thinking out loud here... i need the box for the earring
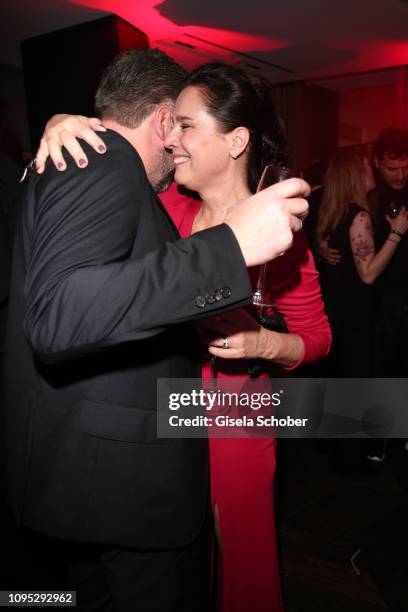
[230,152,237,160]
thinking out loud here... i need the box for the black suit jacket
[2,131,252,548]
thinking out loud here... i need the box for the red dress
[160,184,331,612]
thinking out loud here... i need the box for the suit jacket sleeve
[23,139,252,363]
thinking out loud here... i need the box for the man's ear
[155,104,173,143]
[227,126,250,159]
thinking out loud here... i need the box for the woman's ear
[155,104,173,142]
[228,126,250,159]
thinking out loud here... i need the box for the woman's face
[165,85,232,192]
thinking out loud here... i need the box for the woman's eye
[181,124,191,130]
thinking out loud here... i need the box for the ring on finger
[223,337,229,350]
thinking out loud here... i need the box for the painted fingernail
[57,162,65,170]
[78,158,87,167]
[98,145,106,153]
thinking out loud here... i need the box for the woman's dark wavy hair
[183,63,288,193]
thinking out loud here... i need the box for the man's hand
[317,238,341,265]
[225,178,310,266]
[35,114,107,174]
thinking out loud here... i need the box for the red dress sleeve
[267,232,332,369]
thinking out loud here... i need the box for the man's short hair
[373,127,408,161]
[95,48,187,128]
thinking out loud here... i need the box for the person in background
[318,130,408,463]
[316,148,408,474]
[36,62,330,612]
[370,128,408,378]
[319,130,408,375]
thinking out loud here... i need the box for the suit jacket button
[195,295,206,308]
[215,289,224,301]
[222,287,232,298]
[205,293,216,305]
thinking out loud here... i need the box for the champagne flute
[253,165,297,310]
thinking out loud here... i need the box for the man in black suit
[370,128,408,377]
[2,49,307,610]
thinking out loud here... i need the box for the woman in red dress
[161,186,329,612]
[36,63,331,612]
[160,64,331,612]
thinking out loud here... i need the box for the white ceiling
[1,0,408,84]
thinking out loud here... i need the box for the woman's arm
[317,236,341,265]
[35,114,106,173]
[349,209,408,285]
[203,308,306,368]
[257,326,305,367]
[270,232,332,369]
